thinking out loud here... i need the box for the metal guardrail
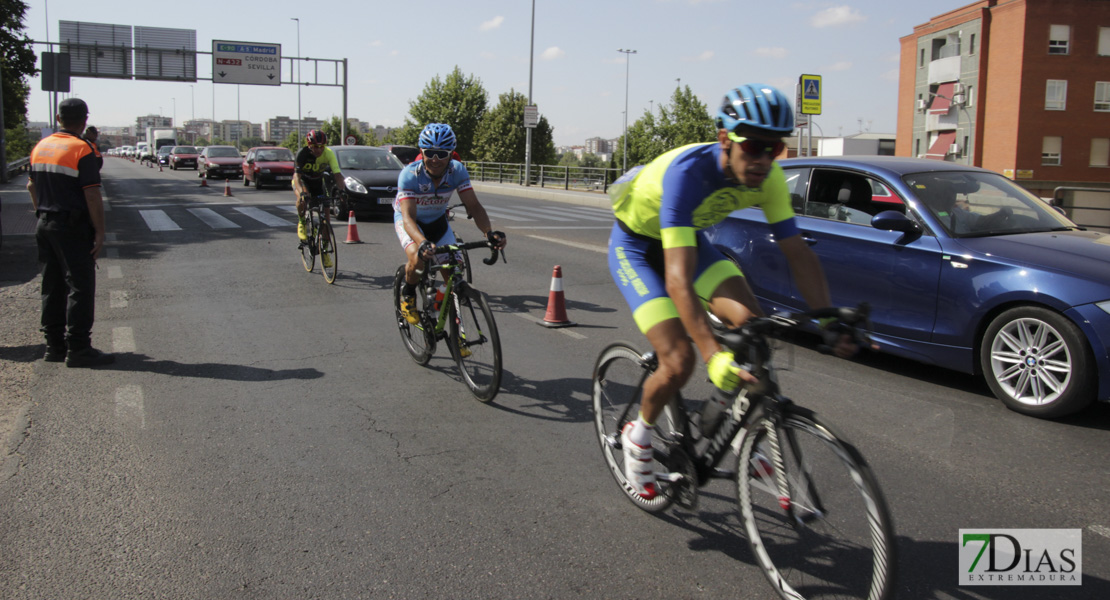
[3,157,30,183]
[1053,186,1110,233]
[465,162,621,193]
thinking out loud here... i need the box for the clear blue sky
[23,0,972,147]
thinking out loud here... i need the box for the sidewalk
[469,180,611,209]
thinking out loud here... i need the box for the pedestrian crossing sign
[800,74,822,115]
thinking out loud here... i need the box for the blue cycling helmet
[418,123,457,151]
[716,84,795,135]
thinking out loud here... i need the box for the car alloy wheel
[980,306,1094,418]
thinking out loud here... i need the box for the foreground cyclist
[608,83,858,499]
[395,123,506,325]
[294,130,347,268]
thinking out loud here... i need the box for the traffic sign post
[800,74,822,115]
[523,105,538,129]
[212,40,281,86]
[345,135,357,146]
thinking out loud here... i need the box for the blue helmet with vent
[716,84,795,135]
[418,123,457,151]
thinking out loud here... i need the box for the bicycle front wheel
[449,285,502,401]
[591,343,680,513]
[318,213,338,283]
[738,406,896,600]
[299,211,316,272]
[393,266,433,365]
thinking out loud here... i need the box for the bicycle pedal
[663,447,699,510]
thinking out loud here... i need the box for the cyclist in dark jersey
[608,84,858,499]
[294,130,348,259]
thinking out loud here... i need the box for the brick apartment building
[898,0,1110,196]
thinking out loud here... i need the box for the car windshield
[207,147,240,158]
[159,147,172,154]
[175,146,198,154]
[337,149,403,170]
[256,149,293,161]
[904,171,1078,238]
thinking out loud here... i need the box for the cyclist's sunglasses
[309,143,326,149]
[423,149,451,160]
[727,131,785,158]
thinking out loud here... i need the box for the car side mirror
[871,210,921,234]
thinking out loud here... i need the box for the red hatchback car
[242,146,295,189]
[168,145,199,170]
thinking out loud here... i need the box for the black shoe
[65,347,116,368]
[43,346,67,362]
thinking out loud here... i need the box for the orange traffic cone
[159,163,164,172]
[199,176,208,188]
[540,265,575,328]
[223,178,233,197]
[344,211,363,244]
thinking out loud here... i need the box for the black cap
[58,98,89,120]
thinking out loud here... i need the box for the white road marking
[490,206,578,221]
[138,210,181,231]
[234,206,295,227]
[115,385,145,429]
[188,207,240,229]
[1091,525,1110,539]
[512,312,586,339]
[105,233,118,242]
[525,234,608,254]
[107,265,123,279]
[538,206,613,222]
[109,290,128,309]
[112,327,136,353]
[479,208,536,222]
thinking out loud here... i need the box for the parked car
[380,144,421,165]
[168,146,199,170]
[325,145,404,219]
[199,145,244,179]
[156,146,173,166]
[704,156,1110,418]
[242,146,295,189]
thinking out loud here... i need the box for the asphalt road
[1,158,1107,599]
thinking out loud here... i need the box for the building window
[915,138,921,157]
[1091,139,1110,167]
[1100,27,1110,56]
[1042,136,1062,166]
[919,48,925,67]
[967,85,974,107]
[1046,80,1067,110]
[1096,82,1110,112]
[1049,25,1070,55]
[970,33,977,55]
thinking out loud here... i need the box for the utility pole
[618,48,637,173]
[292,18,301,147]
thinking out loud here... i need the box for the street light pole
[617,48,637,173]
[291,18,301,147]
[524,0,535,186]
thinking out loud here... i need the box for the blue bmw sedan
[704,156,1110,418]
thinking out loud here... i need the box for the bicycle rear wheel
[737,406,896,600]
[393,266,433,365]
[318,213,338,283]
[449,285,502,401]
[590,343,681,513]
[299,211,316,272]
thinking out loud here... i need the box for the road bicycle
[298,191,339,284]
[591,305,895,600]
[445,202,474,284]
[393,240,505,401]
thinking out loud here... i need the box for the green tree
[3,114,30,159]
[399,66,488,159]
[472,89,556,165]
[281,131,299,151]
[1,0,36,130]
[320,115,363,146]
[611,85,715,170]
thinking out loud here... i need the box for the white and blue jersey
[393,160,473,223]
[392,159,473,250]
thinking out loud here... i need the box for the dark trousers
[36,214,97,351]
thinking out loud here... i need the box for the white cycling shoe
[621,421,658,500]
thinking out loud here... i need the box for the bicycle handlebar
[718,303,873,361]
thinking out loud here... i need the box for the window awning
[929,82,956,114]
[925,131,957,160]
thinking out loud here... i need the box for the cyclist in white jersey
[394,123,506,324]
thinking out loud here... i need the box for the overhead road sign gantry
[212,40,281,86]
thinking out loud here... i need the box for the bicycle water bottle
[434,283,447,311]
[699,388,735,438]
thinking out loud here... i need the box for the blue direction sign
[212,40,282,86]
[800,74,822,115]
